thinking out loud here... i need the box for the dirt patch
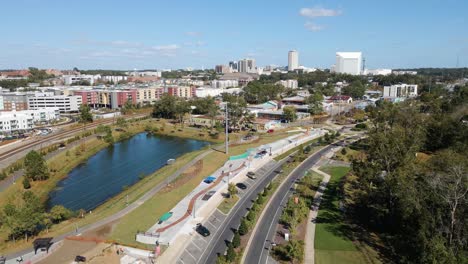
[161,160,203,193]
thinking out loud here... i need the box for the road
[243,137,359,264]
[196,157,292,264]
[4,149,213,263]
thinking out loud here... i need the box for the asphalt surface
[197,157,292,264]
[244,137,360,264]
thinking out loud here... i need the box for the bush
[226,244,236,262]
[355,123,367,130]
[0,171,6,181]
[341,148,347,155]
[246,210,256,221]
[238,217,249,235]
[256,195,265,204]
[232,231,240,248]
[22,177,31,189]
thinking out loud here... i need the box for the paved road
[197,157,292,264]
[243,141,346,264]
[4,149,213,263]
[243,135,363,264]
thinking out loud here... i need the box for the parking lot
[176,161,278,264]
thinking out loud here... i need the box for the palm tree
[228,183,237,198]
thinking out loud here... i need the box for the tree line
[344,85,468,263]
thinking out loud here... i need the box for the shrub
[232,231,240,248]
[22,177,31,189]
[341,148,347,155]
[238,217,249,235]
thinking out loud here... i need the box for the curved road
[244,136,360,264]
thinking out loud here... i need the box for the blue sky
[1,0,467,70]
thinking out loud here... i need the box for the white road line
[206,221,217,230]
[191,241,203,251]
[184,249,198,261]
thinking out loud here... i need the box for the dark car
[196,223,210,237]
[247,171,256,179]
[236,182,247,190]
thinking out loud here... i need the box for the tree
[232,231,241,248]
[282,106,297,122]
[79,105,93,123]
[152,93,177,119]
[24,150,49,181]
[121,99,134,115]
[22,177,31,189]
[306,92,324,115]
[284,240,304,263]
[227,183,237,198]
[238,217,249,235]
[49,205,73,223]
[342,80,365,99]
[225,243,236,262]
[222,94,249,131]
[174,100,190,126]
[243,81,284,103]
[116,117,128,129]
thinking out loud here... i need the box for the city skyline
[1,0,467,70]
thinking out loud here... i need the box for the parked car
[236,182,248,190]
[274,169,284,174]
[196,223,210,237]
[267,129,274,133]
[247,171,256,179]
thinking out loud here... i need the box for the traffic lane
[200,160,288,264]
[244,144,335,264]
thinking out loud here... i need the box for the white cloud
[299,7,342,18]
[304,21,324,32]
[186,31,202,37]
[152,44,180,51]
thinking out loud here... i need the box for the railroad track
[0,113,149,162]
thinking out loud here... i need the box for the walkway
[4,148,213,264]
[304,167,331,264]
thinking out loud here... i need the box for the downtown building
[288,50,299,71]
[335,52,362,75]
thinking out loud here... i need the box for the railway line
[0,113,149,162]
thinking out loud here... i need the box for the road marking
[184,249,198,261]
[206,221,217,230]
[191,241,203,251]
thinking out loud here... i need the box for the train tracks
[0,113,148,162]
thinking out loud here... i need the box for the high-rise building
[238,59,256,73]
[229,61,238,72]
[288,50,299,71]
[335,52,362,75]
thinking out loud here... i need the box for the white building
[211,80,239,89]
[63,75,99,85]
[100,75,128,83]
[392,71,417,75]
[365,69,392,76]
[276,80,298,89]
[288,50,299,71]
[335,52,362,75]
[0,108,60,133]
[195,87,223,98]
[383,84,418,98]
[28,95,82,113]
[238,59,256,73]
[0,95,4,111]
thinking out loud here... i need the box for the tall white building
[288,50,299,71]
[238,59,256,73]
[0,95,4,111]
[383,84,418,98]
[335,52,362,75]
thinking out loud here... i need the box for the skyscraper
[238,58,256,73]
[288,50,299,71]
[335,52,362,75]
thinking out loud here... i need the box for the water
[48,133,210,211]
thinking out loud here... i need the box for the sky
[0,0,467,70]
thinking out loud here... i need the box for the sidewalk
[304,168,331,264]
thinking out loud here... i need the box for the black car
[236,182,247,190]
[196,223,210,237]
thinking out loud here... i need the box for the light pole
[228,163,233,184]
[224,103,229,155]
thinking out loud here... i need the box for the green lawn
[218,195,239,214]
[315,166,363,263]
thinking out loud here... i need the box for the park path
[304,168,331,264]
[5,148,213,263]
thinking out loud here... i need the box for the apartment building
[383,84,418,98]
[0,108,59,132]
[135,87,165,104]
[167,86,196,98]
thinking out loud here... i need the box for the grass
[109,130,297,246]
[273,137,320,161]
[314,166,381,264]
[218,195,240,214]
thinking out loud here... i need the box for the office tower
[288,50,299,71]
[335,52,362,75]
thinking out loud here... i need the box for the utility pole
[225,103,229,155]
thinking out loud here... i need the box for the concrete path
[4,149,213,264]
[304,168,331,264]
